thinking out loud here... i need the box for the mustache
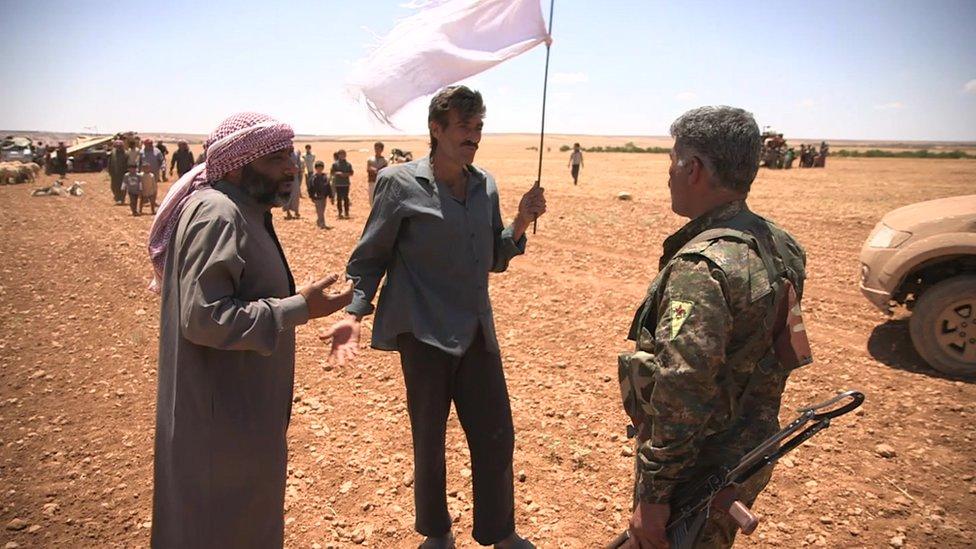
[462,141,479,149]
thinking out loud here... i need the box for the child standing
[123,164,142,216]
[140,162,158,215]
[366,141,387,206]
[330,149,354,219]
[307,160,334,229]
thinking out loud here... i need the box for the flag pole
[532,0,555,234]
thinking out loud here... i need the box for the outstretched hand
[320,314,362,365]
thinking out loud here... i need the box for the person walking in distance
[569,142,584,185]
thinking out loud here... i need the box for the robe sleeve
[178,215,309,356]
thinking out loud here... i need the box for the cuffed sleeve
[345,174,401,317]
[635,256,731,503]
[277,293,310,329]
[178,216,305,356]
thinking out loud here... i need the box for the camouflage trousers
[632,461,774,549]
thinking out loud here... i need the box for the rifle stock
[728,501,759,534]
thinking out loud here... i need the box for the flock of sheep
[0,161,42,185]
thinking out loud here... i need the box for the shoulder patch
[669,300,694,340]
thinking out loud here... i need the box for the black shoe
[494,533,535,549]
[419,533,455,549]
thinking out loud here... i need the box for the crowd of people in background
[23,133,834,220]
[797,142,829,168]
[100,139,392,225]
[30,141,69,177]
[761,135,829,169]
[105,138,171,214]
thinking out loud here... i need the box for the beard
[241,164,292,207]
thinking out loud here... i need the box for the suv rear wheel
[909,275,976,378]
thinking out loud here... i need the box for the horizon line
[3,129,975,147]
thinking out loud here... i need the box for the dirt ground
[1,135,974,548]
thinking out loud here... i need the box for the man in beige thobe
[149,113,351,549]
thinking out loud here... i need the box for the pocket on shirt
[618,333,658,428]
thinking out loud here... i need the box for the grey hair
[669,106,762,194]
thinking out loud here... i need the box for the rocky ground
[1,135,974,548]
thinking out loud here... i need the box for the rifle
[608,390,865,549]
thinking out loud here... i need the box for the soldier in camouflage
[619,106,808,549]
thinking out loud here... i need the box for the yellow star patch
[669,300,694,340]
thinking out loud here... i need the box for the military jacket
[619,200,806,504]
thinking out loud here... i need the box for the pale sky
[1,0,975,141]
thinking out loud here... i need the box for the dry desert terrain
[1,134,975,548]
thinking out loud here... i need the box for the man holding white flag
[323,86,545,548]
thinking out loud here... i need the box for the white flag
[348,0,550,124]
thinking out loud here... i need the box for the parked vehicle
[54,135,114,173]
[0,135,34,163]
[859,195,976,377]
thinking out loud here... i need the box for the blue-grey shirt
[140,147,163,172]
[345,156,526,356]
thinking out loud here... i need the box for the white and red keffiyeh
[146,112,294,292]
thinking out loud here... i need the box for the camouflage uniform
[619,200,807,548]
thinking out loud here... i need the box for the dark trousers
[110,174,125,203]
[141,193,157,214]
[397,331,516,545]
[571,163,580,184]
[335,186,350,217]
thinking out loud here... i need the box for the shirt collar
[416,155,486,188]
[415,156,434,182]
[660,199,748,267]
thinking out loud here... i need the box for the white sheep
[0,161,38,184]
[0,163,17,184]
[13,163,36,184]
